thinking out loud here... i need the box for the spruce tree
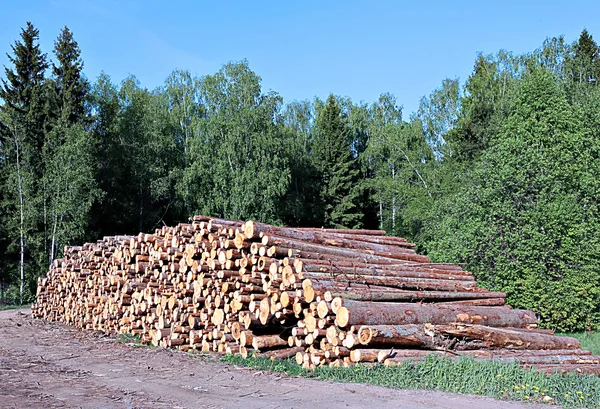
[43,26,99,265]
[312,95,361,228]
[51,26,88,124]
[1,22,48,167]
[0,22,49,302]
[572,29,600,85]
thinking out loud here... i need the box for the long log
[293,227,387,236]
[323,288,506,302]
[302,271,476,288]
[264,236,430,263]
[310,233,418,256]
[301,264,473,280]
[435,298,506,306]
[311,233,415,247]
[304,275,477,292]
[435,324,580,350]
[533,364,600,375]
[334,300,538,328]
[297,259,470,275]
[252,334,289,350]
[299,258,466,272]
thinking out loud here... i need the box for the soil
[0,308,555,409]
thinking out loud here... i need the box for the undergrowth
[221,354,600,408]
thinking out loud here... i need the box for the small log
[357,324,434,348]
[252,334,289,350]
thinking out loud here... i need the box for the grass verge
[560,332,600,356]
[222,354,600,408]
[0,304,30,311]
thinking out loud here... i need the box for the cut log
[252,334,289,350]
[435,324,580,350]
[357,324,435,348]
[334,300,537,328]
[33,215,598,374]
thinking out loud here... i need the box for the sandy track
[0,309,552,409]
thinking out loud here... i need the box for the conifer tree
[572,29,600,85]
[312,95,361,228]
[51,26,89,124]
[42,26,100,266]
[0,22,49,302]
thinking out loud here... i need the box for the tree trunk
[357,324,435,348]
[435,323,581,350]
[334,300,538,328]
[14,129,26,304]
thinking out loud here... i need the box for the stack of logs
[33,216,600,375]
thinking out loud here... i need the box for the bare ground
[0,309,556,409]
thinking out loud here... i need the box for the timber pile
[33,216,600,375]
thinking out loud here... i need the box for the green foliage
[312,94,362,228]
[448,52,522,161]
[0,22,50,302]
[2,22,600,332]
[184,61,290,222]
[361,94,434,237]
[417,78,460,158]
[222,354,600,408]
[51,26,89,125]
[426,68,600,330]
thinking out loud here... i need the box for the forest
[1,22,599,331]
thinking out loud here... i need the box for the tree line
[1,23,599,330]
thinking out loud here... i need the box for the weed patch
[222,354,600,408]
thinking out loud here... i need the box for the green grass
[222,354,600,408]
[116,333,149,348]
[0,304,30,311]
[560,332,600,356]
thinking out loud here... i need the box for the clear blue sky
[2,0,599,116]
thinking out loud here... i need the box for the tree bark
[435,323,580,350]
[334,300,538,328]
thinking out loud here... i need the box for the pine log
[299,260,472,277]
[301,264,473,281]
[264,236,430,263]
[435,324,580,350]
[334,300,538,328]
[252,334,289,350]
[357,324,435,348]
[301,272,476,291]
[435,298,506,306]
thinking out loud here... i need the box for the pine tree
[312,95,361,228]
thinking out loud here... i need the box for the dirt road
[0,309,554,409]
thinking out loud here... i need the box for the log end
[335,306,349,328]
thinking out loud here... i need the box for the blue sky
[2,1,599,116]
